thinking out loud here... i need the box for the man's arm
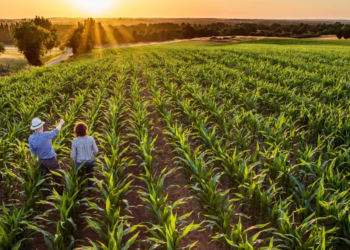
[45,119,65,139]
[56,119,65,131]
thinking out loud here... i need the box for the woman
[71,122,98,188]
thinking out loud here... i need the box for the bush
[291,33,320,39]
[0,43,4,54]
[283,32,291,37]
[336,30,343,39]
[249,31,265,37]
[343,29,350,39]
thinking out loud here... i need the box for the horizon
[2,0,350,20]
[2,17,350,21]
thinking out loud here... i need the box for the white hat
[30,118,45,130]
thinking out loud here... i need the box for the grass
[2,38,350,75]
[0,46,28,74]
[0,46,65,75]
[239,38,350,46]
[160,38,350,48]
[0,57,28,74]
[70,38,350,63]
[43,50,68,65]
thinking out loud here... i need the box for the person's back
[71,122,98,189]
[29,117,65,194]
[29,129,59,160]
[71,136,98,163]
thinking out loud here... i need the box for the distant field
[1,39,350,249]
[0,46,65,74]
[0,46,27,73]
[72,38,350,60]
[240,38,350,46]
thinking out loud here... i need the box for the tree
[66,18,107,54]
[12,21,56,66]
[132,30,138,42]
[0,23,14,44]
[0,43,4,54]
[66,21,94,54]
[182,24,196,38]
[66,23,84,54]
[33,16,58,50]
[343,29,350,39]
[336,29,343,39]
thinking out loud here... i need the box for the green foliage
[12,17,57,66]
[66,18,106,54]
[33,164,85,249]
[83,219,142,250]
[0,42,4,54]
[33,16,58,50]
[336,29,343,39]
[3,39,350,250]
[343,29,350,39]
[0,205,31,250]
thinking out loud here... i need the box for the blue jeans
[75,161,95,187]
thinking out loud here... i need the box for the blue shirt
[29,129,59,160]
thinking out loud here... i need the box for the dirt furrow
[140,66,222,249]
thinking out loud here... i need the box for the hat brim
[30,122,45,130]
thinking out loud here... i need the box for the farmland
[0,46,67,74]
[1,39,350,249]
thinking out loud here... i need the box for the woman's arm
[92,138,98,156]
[71,140,77,162]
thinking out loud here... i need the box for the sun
[73,0,115,14]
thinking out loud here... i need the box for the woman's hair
[74,122,88,137]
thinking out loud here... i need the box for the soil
[22,53,283,250]
[30,86,102,250]
[152,58,268,243]
[141,77,221,249]
[75,83,117,248]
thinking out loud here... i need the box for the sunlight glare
[72,0,115,14]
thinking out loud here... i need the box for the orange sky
[1,0,350,19]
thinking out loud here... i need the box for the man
[29,117,65,192]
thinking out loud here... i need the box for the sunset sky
[1,0,350,19]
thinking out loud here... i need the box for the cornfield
[1,40,350,249]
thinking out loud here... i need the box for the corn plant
[213,216,273,250]
[35,163,85,249]
[0,204,32,250]
[83,219,142,250]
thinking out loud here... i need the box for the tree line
[2,17,350,66]
[63,21,350,53]
[65,18,109,53]
[0,23,15,44]
[128,22,350,40]
[65,21,350,47]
